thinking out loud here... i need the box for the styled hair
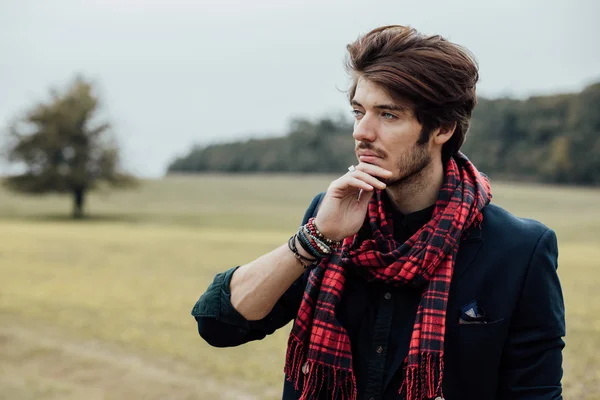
[346,25,479,161]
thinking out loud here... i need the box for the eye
[382,112,397,120]
[351,109,364,119]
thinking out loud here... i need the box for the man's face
[351,77,432,186]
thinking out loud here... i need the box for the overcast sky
[1,0,599,177]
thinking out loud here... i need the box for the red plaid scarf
[284,153,492,400]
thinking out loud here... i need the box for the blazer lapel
[453,223,484,277]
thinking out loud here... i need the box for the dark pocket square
[459,299,489,324]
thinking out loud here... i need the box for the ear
[432,121,457,146]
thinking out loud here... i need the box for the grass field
[1,174,599,399]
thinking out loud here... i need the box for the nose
[352,114,377,142]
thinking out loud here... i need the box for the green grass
[1,174,599,398]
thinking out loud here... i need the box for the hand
[313,163,392,242]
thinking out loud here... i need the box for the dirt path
[0,321,259,400]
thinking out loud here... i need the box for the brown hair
[346,25,479,161]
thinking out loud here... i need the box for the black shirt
[340,201,433,398]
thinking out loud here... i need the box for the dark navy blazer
[193,192,566,400]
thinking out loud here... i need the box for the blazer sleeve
[498,228,566,399]
[191,192,325,348]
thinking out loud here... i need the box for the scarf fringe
[399,352,444,400]
[285,336,357,400]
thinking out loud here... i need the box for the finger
[340,176,374,192]
[355,163,393,179]
[349,169,387,190]
[358,187,375,205]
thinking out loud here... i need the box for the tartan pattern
[284,153,492,400]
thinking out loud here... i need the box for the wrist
[308,218,343,246]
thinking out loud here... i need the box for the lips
[356,151,384,165]
[357,151,381,158]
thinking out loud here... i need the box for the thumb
[358,189,374,208]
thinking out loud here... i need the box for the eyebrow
[351,100,410,113]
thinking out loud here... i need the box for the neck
[385,158,445,215]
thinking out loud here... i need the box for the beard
[355,128,433,188]
[383,141,431,187]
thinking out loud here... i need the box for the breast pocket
[446,318,509,399]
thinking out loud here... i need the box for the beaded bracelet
[306,218,342,249]
[297,228,325,259]
[301,225,332,256]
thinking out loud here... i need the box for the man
[191,25,565,400]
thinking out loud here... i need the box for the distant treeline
[167,82,600,185]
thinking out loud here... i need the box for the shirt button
[376,346,384,354]
[384,292,392,300]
